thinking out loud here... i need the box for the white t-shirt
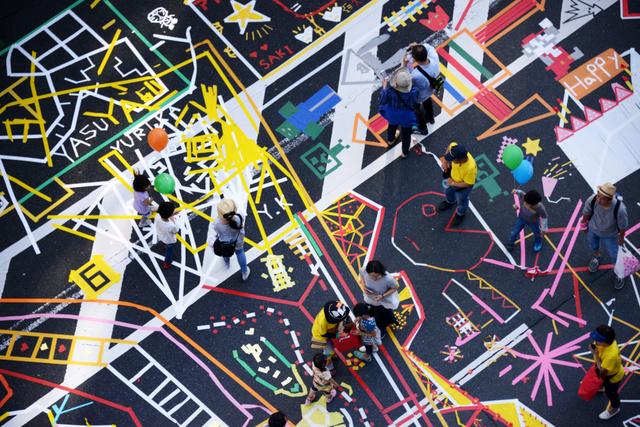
[155,216,179,244]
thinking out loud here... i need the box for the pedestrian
[133,172,154,228]
[311,301,351,373]
[155,202,179,270]
[304,353,340,405]
[589,325,624,420]
[210,198,251,281]
[267,411,287,427]
[580,182,628,289]
[506,189,548,253]
[437,142,477,226]
[404,43,440,134]
[378,68,419,158]
[352,303,381,363]
[359,260,399,335]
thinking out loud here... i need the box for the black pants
[386,124,412,155]
[604,378,620,409]
[365,344,374,355]
[415,98,435,130]
[371,305,396,331]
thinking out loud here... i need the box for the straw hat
[597,182,616,198]
[390,68,412,93]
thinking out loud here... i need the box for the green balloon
[154,173,175,195]
[502,144,524,170]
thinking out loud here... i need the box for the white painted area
[321,2,385,197]
[62,183,132,385]
[556,87,640,189]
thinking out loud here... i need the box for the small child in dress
[353,315,381,362]
[155,202,179,270]
[507,189,548,253]
[133,173,154,227]
[305,353,339,405]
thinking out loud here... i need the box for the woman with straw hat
[379,68,419,158]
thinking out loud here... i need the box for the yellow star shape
[224,0,271,35]
[522,137,542,156]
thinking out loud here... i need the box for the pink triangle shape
[555,126,574,142]
[584,106,603,122]
[611,82,633,102]
[542,176,558,198]
[570,116,588,131]
[599,97,617,112]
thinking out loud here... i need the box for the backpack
[415,64,445,93]
[590,194,622,230]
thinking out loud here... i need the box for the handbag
[614,246,640,279]
[213,238,237,257]
[213,214,242,257]
[415,64,445,94]
[578,365,603,401]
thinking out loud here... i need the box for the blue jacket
[378,87,418,127]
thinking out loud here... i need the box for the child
[133,173,154,227]
[155,202,179,270]
[507,189,548,253]
[305,353,339,405]
[353,314,382,362]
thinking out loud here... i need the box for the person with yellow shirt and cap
[437,142,477,226]
[589,325,625,420]
[311,301,352,373]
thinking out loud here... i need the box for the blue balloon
[512,159,533,185]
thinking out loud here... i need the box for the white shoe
[242,267,251,281]
[598,407,620,420]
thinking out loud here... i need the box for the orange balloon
[147,128,168,152]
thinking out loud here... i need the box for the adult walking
[404,43,440,134]
[210,198,251,281]
[437,142,477,226]
[379,68,419,158]
[580,182,628,289]
[589,325,624,420]
[359,260,399,335]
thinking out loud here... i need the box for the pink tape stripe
[549,203,584,296]
[482,258,516,269]
[545,201,583,272]
[499,365,513,377]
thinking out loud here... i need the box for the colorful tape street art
[0,0,639,426]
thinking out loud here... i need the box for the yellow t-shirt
[447,142,477,185]
[311,309,338,345]
[598,340,625,383]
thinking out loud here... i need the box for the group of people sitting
[306,260,399,405]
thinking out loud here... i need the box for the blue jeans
[445,186,473,216]
[508,217,541,246]
[588,230,619,262]
[224,248,248,273]
[164,243,175,264]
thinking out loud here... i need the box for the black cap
[323,301,350,323]
[444,144,468,161]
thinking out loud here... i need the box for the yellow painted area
[97,28,121,76]
[175,234,208,254]
[68,254,121,299]
[98,149,134,192]
[52,224,95,241]
[0,328,135,367]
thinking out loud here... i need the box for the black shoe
[413,126,429,135]
[437,200,455,212]
[451,214,465,226]
[428,119,435,125]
